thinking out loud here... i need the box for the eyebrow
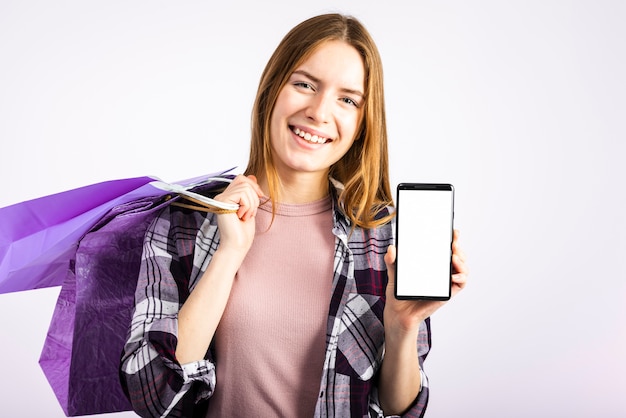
[292,70,364,98]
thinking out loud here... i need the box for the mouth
[291,126,332,144]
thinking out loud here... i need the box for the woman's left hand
[383,229,469,337]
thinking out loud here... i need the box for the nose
[305,92,331,124]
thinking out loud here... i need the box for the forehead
[294,40,365,91]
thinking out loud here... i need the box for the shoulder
[146,204,219,254]
[161,202,218,228]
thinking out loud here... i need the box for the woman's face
[269,40,365,182]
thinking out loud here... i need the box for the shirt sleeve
[368,318,431,418]
[119,206,217,418]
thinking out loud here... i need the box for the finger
[233,176,262,221]
[384,245,396,298]
[452,272,467,286]
[452,253,469,276]
[451,230,467,264]
[245,175,265,197]
[452,254,469,281]
[235,174,264,200]
[384,245,396,270]
[453,245,467,264]
[238,188,259,221]
[240,185,258,220]
[222,175,260,221]
[451,271,468,294]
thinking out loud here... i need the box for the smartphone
[395,183,455,300]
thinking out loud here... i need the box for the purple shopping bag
[0,170,235,294]
[39,193,172,416]
[38,174,235,416]
[0,177,155,294]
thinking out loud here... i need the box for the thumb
[384,245,396,271]
[384,245,396,297]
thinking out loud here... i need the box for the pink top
[206,196,335,417]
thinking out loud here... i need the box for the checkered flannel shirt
[120,190,431,418]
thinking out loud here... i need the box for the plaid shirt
[120,190,431,418]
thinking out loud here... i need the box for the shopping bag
[38,175,235,416]
[0,176,155,294]
[0,170,235,294]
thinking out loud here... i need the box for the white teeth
[294,127,327,144]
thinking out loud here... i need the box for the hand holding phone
[395,183,455,300]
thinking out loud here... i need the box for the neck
[258,170,329,204]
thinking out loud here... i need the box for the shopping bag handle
[150,177,239,214]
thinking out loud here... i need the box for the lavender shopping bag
[0,170,235,295]
[38,175,235,416]
[39,193,172,416]
[0,177,155,294]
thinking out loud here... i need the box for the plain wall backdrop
[1,1,624,417]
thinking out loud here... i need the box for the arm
[378,230,468,416]
[120,175,263,417]
[176,174,262,363]
[120,204,215,418]
[174,247,247,362]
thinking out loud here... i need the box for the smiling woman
[3,1,625,417]
[267,40,365,199]
[119,13,468,418]
[244,14,394,229]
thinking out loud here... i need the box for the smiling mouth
[292,127,331,144]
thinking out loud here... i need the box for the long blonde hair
[244,13,394,229]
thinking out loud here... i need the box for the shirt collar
[329,178,352,242]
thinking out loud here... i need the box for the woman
[120,13,468,417]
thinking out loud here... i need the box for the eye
[341,97,360,108]
[294,81,315,91]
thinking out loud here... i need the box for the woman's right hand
[213,174,264,253]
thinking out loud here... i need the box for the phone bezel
[394,182,455,301]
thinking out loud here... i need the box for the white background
[1,1,624,417]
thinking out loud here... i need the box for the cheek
[269,103,286,140]
[342,113,363,141]
[270,96,298,136]
[269,111,279,137]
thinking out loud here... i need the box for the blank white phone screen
[396,187,453,298]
